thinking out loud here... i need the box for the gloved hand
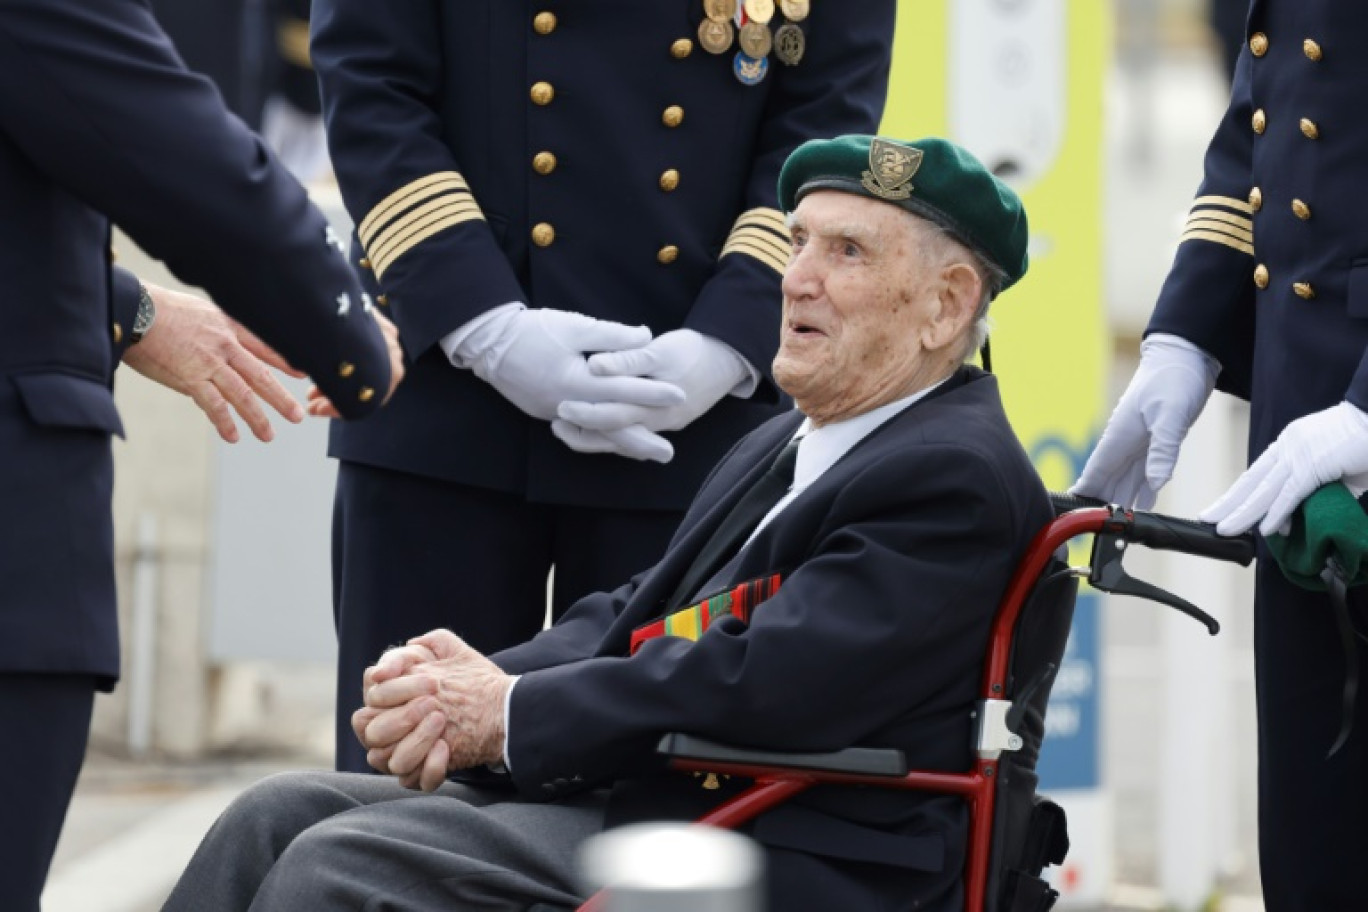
[1070,333,1220,510]
[549,421,675,464]
[260,95,330,184]
[1201,401,1368,536]
[555,329,751,434]
[469,309,685,422]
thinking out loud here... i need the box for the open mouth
[787,319,825,336]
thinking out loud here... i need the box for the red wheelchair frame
[578,495,1255,912]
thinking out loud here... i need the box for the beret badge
[860,138,923,202]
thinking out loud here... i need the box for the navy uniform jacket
[490,369,1052,910]
[0,0,392,685]
[1148,2,1368,458]
[311,0,895,511]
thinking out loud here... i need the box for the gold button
[657,245,679,264]
[532,11,556,35]
[1301,117,1319,139]
[359,257,372,269]
[659,169,681,192]
[376,294,389,306]
[671,38,693,58]
[1294,282,1316,300]
[532,223,556,247]
[1304,38,1323,61]
[338,361,355,378]
[1292,199,1312,220]
[1252,109,1266,134]
[359,387,375,403]
[530,81,554,106]
[1254,264,1270,289]
[1250,32,1269,57]
[662,105,684,128]
[1249,187,1263,211]
[112,322,123,345]
[532,151,558,175]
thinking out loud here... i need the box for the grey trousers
[162,771,606,911]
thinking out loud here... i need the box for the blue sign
[1036,591,1100,790]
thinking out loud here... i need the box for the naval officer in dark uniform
[1075,5,1368,907]
[0,0,399,906]
[312,0,898,773]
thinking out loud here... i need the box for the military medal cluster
[700,0,807,85]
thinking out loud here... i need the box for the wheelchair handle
[1049,492,1256,567]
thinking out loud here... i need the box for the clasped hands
[471,309,750,464]
[351,629,512,793]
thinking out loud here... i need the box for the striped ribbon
[630,574,783,655]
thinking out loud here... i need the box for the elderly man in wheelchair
[165,135,1060,912]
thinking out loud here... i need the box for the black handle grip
[1049,492,1256,567]
[1049,492,1108,515]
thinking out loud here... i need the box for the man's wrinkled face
[773,191,956,426]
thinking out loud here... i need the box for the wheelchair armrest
[657,733,909,777]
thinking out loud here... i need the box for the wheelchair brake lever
[1089,532,1221,635]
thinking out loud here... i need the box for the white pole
[1157,399,1237,909]
[127,513,160,759]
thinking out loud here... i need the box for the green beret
[778,134,1029,292]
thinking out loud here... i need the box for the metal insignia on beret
[861,139,923,201]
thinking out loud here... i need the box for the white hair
[904,215,1006,364]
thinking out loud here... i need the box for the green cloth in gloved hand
[1265,483,1368,590]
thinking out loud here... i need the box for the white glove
[469,309,685,422]
[555,329,751,434]
[261,95,331,184]
[549,421,674,464]
[1070,333,1220,510]
[1201,401,1368,536]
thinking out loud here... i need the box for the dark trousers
[1254,559,1368,910]
[0,674,96,912]
[331,461,683,772]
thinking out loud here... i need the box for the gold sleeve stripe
[368,193,479,266]
[359,172,471,247]
[732,218,792,246]
[372,202,483,279]
[1191,194,1254,215]
[725,226,791,263]
[1184,209,1252,232]
[277,18,312,70]
[721,238,789,274]
[1184,217,1253,244]
[1178,229,1255,256]
[733,207,789,234]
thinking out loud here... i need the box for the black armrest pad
[657,733,908,777]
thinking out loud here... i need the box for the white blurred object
[261,95,330,183]
[949,0,1066,190]
[579,823,763,912]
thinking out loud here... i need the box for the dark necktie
[667,435,802,609]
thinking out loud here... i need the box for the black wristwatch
[131,283,156,344]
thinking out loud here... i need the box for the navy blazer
[0,0,392,683]
[1148,1,1368,457]
[312,0,896,510]
[492,368,1052,911]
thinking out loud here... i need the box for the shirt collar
[791,377,950,492]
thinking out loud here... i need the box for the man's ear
[920,263,982,352]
